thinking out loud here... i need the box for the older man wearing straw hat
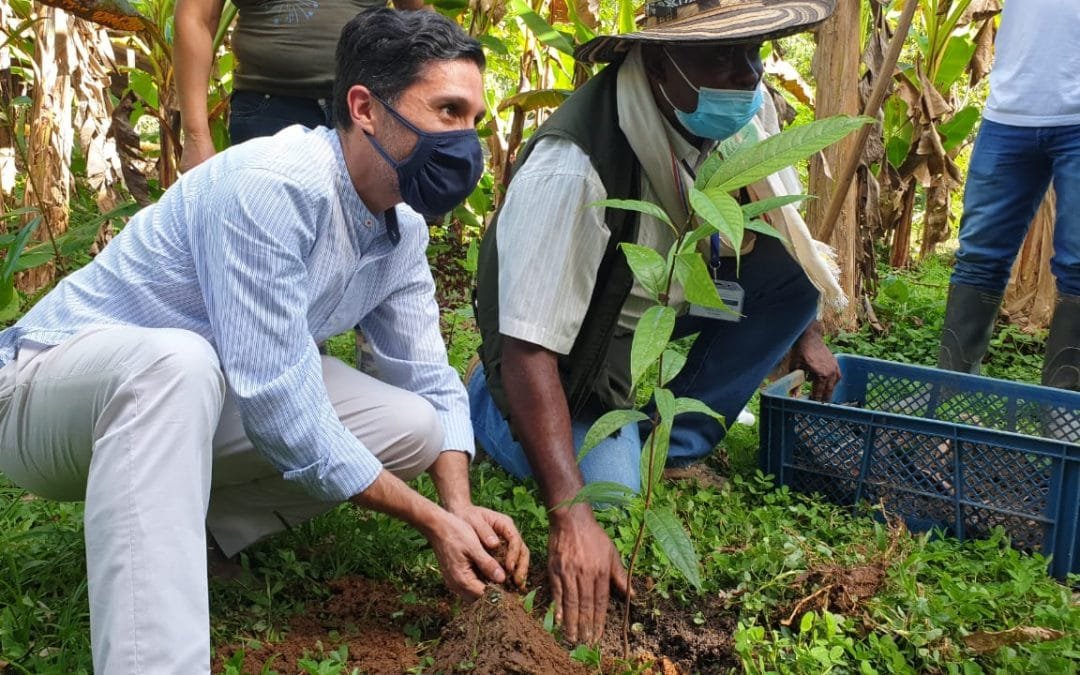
[470,0,841,642]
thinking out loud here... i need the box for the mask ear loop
[664,48,699,92]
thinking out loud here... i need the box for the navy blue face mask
[365,94,484,219]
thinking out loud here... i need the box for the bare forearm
[349,469,445,539]
[501,337,584,509]
[428,450,473,512]
[174,0,224,139]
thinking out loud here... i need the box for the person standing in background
[176,0,426,172]
[937,0,1080,391]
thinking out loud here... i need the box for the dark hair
[334,9,485,129]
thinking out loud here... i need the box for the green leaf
[654,387,675,423]
[0,214,42,281]
[589,198,673,227]
[741,194,809,219]
[938,106,980,153]
[578,409,650,462]
[0,280,16,321]
[522,588,537,613]
[127,68,159,109]
[620,243,668,301]
[477,35,510,56]
[691,187,744,270]
[630,305,676,389]
[659,348,687,387]
[498,88,572,113]
[11,247,55,273]
[705,115,872,192]
[677,221,719,254]
[694,153,724,190]
[616,0,636,34]
[674,397,724,424]
[510,0,576,56]
[674,251,727,309]
[644,507,703,590]
[640,421,671,493]
[745,218,788,243]
[933,35,977,92]
[554,481,636,509]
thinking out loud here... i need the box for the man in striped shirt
[0,9,526,674]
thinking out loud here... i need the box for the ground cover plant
[2,280,1077,672]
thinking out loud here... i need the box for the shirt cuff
[439,411,475,459]
[282,436,384,502]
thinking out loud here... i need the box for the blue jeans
[228,90,334,145]
[469,235,819,490]
[951,119,1080,296]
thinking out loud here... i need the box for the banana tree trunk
[71,19,125,214]
[18,6,75,293]
[0,0,21,214]
[1002,191,1056,331]
[808,0,862,330]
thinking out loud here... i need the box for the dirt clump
[430,586,589,675]
[214,576,450,674]
[782,563,887,626]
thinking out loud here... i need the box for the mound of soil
[214,576,451,673]
[598,586,739,674]
[430,586,589,675]
[214,573,743,673]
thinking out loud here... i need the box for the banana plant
[561,114,870,656]
[879,0,999,264]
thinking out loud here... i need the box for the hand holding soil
[449,502,531,589]
[548,503,631,644]
[426,508,506,598]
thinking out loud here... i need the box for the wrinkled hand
[548,504,630,644]
[791,322,841,402]
[426,510,507,600]
[179,134,216,174]
[448,503,530,590]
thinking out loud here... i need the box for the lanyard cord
[669,151,722,274]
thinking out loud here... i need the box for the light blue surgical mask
[659,49,764,141]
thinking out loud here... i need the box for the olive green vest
[475,65,643,420]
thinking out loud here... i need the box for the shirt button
[364,218,373,228]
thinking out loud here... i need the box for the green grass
[1,260,1075,673]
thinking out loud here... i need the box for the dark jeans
[469,235,820,489]
[228,90,334,145]
[952,119,1080,296]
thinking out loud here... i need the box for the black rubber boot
[1042,293,1080,391]
[937,283,1003,375]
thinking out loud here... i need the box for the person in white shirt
[0,9,527,673]
[938,0,1080,392]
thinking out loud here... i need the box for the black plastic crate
[759,354,1080,579]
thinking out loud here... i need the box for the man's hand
[791,320,840,402]
[427,451,530,591]
[448,503,530,589]
[548,503,630,644]
[350,468,517,601]
[425,509,508,599]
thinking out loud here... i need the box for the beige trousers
[0,326,443,674]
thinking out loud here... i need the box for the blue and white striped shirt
[0,125,474,501]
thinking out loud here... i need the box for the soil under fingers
[430,586,590,675]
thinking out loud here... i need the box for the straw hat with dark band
[574,0,837,64]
